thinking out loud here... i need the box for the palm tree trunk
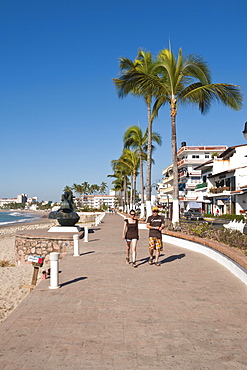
[139,153,145,218]
[133,174,137,210]
[146,99,152,217]
[130,174,133,209]
[123,176,127,212]
[171,102,179,224]
[118,189,122,208]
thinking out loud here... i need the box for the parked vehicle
[183,208,203,220]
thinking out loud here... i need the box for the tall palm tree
[63,185,73,194]
[111,177,124,207]
[89,184,100,195]
[123,125,162,218]
[99,182,108,194]
[152,48,243,223]
[120,149,139,209]
[111,150,139,211]
[109,161,131,211]
[72,183,82,196]
[81,182,90,195]
[124,47,243,223]
[113,50,157,215]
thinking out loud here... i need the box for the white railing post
[95,216,99,226]
[49,252,60,289]
[84,226,89,242]
[73,234,79,256]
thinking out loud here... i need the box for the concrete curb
[162,231,247,286]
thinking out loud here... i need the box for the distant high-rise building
[17,194,28,203]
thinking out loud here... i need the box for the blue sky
[0,0,246,202]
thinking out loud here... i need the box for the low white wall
[162,234,247,286]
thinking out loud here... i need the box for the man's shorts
[149,237,163,251]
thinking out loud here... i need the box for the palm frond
[179,82,243,113]
[118,57,138,72]
[183,53,211,83]
[152,95,170,120]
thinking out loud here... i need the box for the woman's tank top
[124,219,139,240]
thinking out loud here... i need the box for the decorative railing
[195,182,207,190]
[209,186,230,194]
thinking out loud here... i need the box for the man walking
[146,206,165,266]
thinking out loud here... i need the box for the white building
[0,194,37,208]
[93,194,116,209]
[78,194,116,209]
[197,144,247,216]
[27,197,38,204]
[0,197,18,207]
[17,194,27,203]
[157,143,227,213]
[156,164,173,215]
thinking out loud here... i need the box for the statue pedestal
[48,225,81,233]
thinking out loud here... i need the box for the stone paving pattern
[0,214,247,369]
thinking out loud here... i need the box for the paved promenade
[0,214,247,369]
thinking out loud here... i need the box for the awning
[217,200,224,205]
[216,198,230,201]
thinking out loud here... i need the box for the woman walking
[122,210,139,267]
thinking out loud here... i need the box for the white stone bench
[223,219,246,233]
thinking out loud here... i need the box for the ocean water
[0,211,42,227]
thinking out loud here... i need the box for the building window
[230,176,236,191]
[192,155,199,159]
[191,177,201,183]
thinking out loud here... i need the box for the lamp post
[243,122,247,140]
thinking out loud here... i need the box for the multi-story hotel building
[195,144,247,216]
[78,194,116,209]
[157,143,227,213]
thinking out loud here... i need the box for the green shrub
[204,213,244,221]
[178,222,247,254]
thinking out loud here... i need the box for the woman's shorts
[149,237,163,251]
[125,238,138,242]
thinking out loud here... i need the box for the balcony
[160,186,173,194]
[190,170,201,176]
[186,183,197,189]
[178,159,208,167]
[209,186,230,194]
[179,195,198,201]
[177,146,227,156]
[195,182,207,190]
[162,175,173,183]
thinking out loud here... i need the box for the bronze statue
[48,192,80,226]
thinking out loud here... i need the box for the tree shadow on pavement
[60,277,88,287]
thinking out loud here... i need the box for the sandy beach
[0,215,56,323]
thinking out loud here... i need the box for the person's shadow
[137,253,186,266]
[160,253,186,264]
[137,257,152,266]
